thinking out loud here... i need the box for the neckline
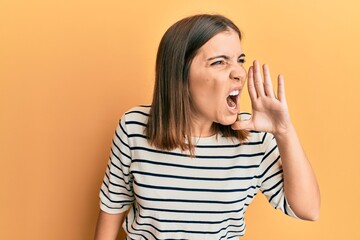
[191,134,218,145]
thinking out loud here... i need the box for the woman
[95,14,320,240]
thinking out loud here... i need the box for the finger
[231,119,255,131]
[263,64,275,98]
[253,60,265,97]
[247,66,258,101]
[277,74,286,102]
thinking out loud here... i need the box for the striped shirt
[99,105,298,240]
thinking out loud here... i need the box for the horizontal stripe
[131,146,264,159]
[132,158,260,170]
[134,192,256,204]
[262,169,283,184]
[138,203,245,214]
[262,178,283,193]
[134,218,244,235]
[125,110,150,117]
[108,157,131,178]
[258,156,281,179]
[126,120,147,127]
[110,146,131,167]
[100,189,133,204]
[261,144,278,163]
[269,187,283,203]
[128,133,148,139]
[134,180,259,193]
[131,170,258,181]
[100,199,129,210]
[104,172,132,191]
[137,211,244,224]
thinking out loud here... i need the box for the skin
[189,29,246,137]
[95,28,321,240]
[94,211,125,240]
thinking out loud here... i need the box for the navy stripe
[116,124,131,148]
[220,229,245,240]
[111,141,131,161]
[134,180,259,193]
[138,203,244,214]
[105,187,133,197]
[262,178,283,193]
[131,170,258,181]
[132,159,260,170]
[135,192,256,204]
[134,217,244,235]
[128,223,152,240]
[126,120,147,127]
[100,199,129,211]
[104,171,132,192]
[108,155,131,177]
[117,119,128,136]
[125,110,149,117]
[258,156,281,179]
[128,133,148,139]
[131,146,264,159]
[137,211,244,224]
[100,189,133,204]
[110,144,131,165]
[196,140,263,148]
[262,169,283,184]
[107,171,131,186]
[126,134,265,147]
[107,163,131,181]
[269,187,283,203]
[261,144,278,163]
[284,197,289,215]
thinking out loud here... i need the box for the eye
[210,60,225,66]
[238,58,246,64]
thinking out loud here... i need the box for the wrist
[273,123,296,141]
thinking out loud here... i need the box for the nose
[229,64,246,81]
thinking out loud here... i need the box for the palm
[233,60,292,135]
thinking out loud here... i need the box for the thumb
[231,119,254,131]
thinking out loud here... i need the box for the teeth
[229,90,239,96]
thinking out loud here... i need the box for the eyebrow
[207,53,246,61]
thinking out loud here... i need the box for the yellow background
[1,0,359,239]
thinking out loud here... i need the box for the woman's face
[189,29,247,135]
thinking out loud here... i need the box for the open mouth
[226,90,239,110]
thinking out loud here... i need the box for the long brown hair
[146,14,248,156]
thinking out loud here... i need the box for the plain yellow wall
[1,0,359,239]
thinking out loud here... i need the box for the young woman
[95,14,320,240]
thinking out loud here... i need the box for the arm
[94,210,126,240]
[232,60,320,220]
[274,124,320,220]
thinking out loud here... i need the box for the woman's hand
[232,60,292,136]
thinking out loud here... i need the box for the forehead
[196,30,242,59]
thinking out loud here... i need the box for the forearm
[274,125,320,221]
[94,210,126,240]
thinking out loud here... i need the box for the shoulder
[118,105,150,132]
[123,105,151,121]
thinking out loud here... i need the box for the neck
[191,120,214,138]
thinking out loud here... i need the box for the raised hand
[232,60,292,136]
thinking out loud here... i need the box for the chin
[217,114,238,126]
